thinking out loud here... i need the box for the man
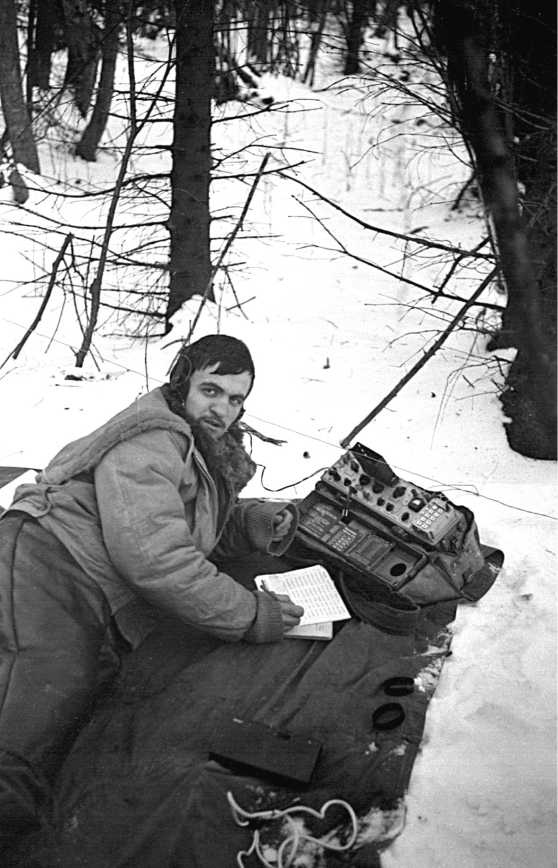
[0,334,303,854]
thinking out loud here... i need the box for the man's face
[184,364,253,439]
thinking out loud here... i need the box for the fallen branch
[0,232,73,369]
[296,198,503,311]
[340,266,498,448]
[280,171,493,260]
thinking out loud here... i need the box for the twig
[184,152,271,344]
[74,12,173,367]
[296,198,503,310]
[433,236,490,301]
[0,232,73,369]
[340,266,498,448]
[279,171,493,260]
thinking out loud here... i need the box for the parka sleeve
[93,429,283,643]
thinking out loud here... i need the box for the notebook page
[255,565,351,626]
[285,621,333,640]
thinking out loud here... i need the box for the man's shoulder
[128,389,193,437]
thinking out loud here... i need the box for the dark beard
[161,382,256,495]
[187,420,257,497]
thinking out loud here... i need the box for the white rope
[227,790,359,868]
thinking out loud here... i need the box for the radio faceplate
[320,444,464,546]
[297,492,424,592]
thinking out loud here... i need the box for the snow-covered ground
[0,22,555,868]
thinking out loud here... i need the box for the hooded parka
[0,388,296,850]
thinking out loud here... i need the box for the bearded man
[0,334,302,854]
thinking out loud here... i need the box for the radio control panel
[319,444,464,546]
[297,494,423,590]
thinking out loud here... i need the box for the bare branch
[280,171,494,260]
[183,152,271,344]
[340,266,499,448]
[1,232,73,369]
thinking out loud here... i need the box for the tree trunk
[26,0,37,109]
[247,0,271,65]
[303,0,327,86]
[166,0,214,326]
[28,0,62,92]
[344,0,369,74]
[61,0,100,117]
[75,2,121,161]
[435,0,556,458]
[0,0,40,173]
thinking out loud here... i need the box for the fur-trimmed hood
[38,387,256,495]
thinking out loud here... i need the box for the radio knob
[372,482,384,494]
[377,497,385,506]
[330,469,341,481]
[343,477,351,486]
[401,511,410,522]
[393,485,406,498]
[386,502,394,512]
[359,474,371,486]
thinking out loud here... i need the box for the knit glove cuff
[243,591,284,644]
[244,501,299,556]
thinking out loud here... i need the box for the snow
[0,21,556,868]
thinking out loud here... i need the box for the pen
[261,580,279,599]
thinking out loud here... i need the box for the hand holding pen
[261,580,305,631]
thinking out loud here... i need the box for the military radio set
[296,443,472,598]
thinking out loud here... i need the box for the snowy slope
[0,21,555,868]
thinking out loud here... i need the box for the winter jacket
[6,388,297,645]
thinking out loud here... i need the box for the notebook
[255,564,351,640]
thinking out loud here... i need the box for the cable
[257,462,328,493]
[226,791,359,868]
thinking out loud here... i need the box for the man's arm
[94,429,292,643]
[213,500,298,561]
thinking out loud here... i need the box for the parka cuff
[243,591,284,644]
[245,501,299,556]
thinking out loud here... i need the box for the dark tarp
[28,554,457,868]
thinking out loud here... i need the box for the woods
[0,0,555,457]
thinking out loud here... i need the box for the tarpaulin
[37,554,456,868]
